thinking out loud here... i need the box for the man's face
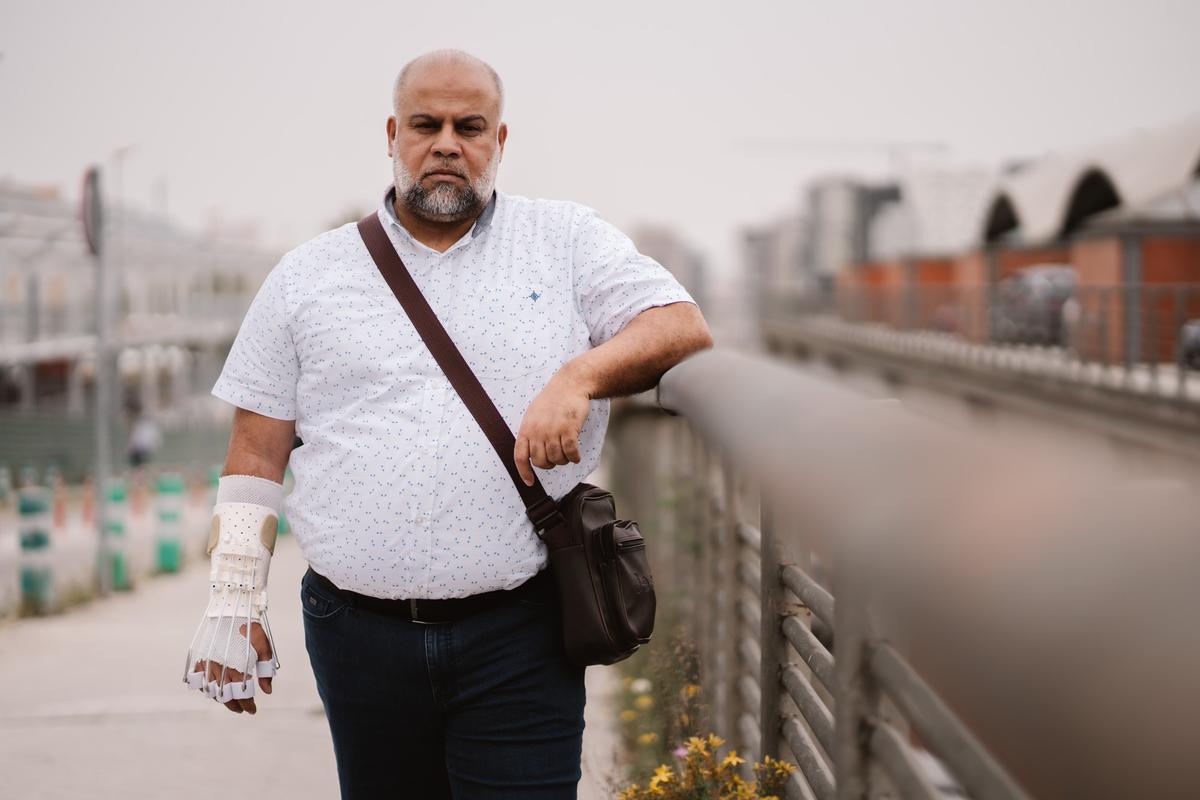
[387,61,507,223]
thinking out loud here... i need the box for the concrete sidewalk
[0,536,623,799]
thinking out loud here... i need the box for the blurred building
[742,178,899,321]
[748,114,1200,361]
[741,214,808,324]
[807,178,900,289]
[631,224,707,310]
[0,180,277,419]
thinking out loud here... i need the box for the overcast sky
[2,0,1198,273]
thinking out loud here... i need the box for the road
[0,534,622,799]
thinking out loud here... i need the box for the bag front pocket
[601,520,655,646]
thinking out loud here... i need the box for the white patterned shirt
[212,188,696,599]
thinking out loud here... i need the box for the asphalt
[0,531,622,799]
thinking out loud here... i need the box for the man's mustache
[423,165,467,180]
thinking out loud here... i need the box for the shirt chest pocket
[451,282,564,380]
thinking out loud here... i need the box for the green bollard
[105,479,130,590]
[278,467,294,536]
[155,472,185,573]
[17,487,54,614]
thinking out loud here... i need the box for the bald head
[392,49,504,119]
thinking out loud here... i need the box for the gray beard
[400,176,482,222]
[393,156,497,224]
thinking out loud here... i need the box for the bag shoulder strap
[356,213,563,534]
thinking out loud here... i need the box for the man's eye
[459,126,483,135]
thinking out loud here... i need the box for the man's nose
[432,124,462,159]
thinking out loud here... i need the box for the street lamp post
[83,166,112,595]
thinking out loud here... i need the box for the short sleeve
[211,262,299,420]
[571,207,697,347]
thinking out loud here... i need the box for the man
[186,49,712,798]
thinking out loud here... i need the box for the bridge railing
[609,349,1200,799]
[764,283,1200,400]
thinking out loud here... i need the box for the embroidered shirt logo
[529,290,541,302]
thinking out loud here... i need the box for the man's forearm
[559,302,713,400]
[221,408,296,484]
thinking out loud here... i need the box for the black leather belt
[306,567,553,624]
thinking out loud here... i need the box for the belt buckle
[409,598,435,624]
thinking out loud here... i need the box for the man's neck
[392,197,481,254]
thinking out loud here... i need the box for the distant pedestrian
[126,410,160,468]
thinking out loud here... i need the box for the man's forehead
[397,62,500,117]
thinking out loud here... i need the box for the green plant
[616,624,708,780]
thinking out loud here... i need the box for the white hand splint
[183,475,283,704]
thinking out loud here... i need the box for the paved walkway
[0,535,623,799]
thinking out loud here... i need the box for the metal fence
[766,284,1200,399]
[610,349,1200,799]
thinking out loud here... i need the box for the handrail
[619,348,1200,800]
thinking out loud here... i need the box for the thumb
[241,622,274,694]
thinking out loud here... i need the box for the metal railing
[610,349,1200,799]
[764,284,1200,400]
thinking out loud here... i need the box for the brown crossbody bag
[357,214,655,666]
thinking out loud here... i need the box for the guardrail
[765,284,1200,400]
[609,349,1199,799]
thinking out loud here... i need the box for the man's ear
[497,122,508,159]
[386,116,397,158]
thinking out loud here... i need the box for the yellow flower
[637,732,659,746]
[684,683,700,698]
[619,710,637,722]
[721,752,746,769]
[647,764,674,793]
[634,694,654,710]
[678,713,689,725]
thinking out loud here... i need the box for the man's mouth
[425,170,466,181]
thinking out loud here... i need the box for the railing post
[694,434,714,703]
[718,458,741,749]
[1147,285,1159,389]
[833,541,879,800]
[1175,286,1187,398]
[759,501,785,763]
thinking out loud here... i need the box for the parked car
[1182,319,1200,370]
[992,265,1077,346]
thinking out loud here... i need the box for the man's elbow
[685,305,715,354]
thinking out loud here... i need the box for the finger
[237,696,257,715]
[243,623,274,694]
[244,622,273,661]
[561,435,581,464]
[224,699,244,714]
[545,437,567,466]
[207,659,245,685]
[514,436,534,486]
[529,438,549,469]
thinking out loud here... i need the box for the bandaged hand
[184,475,283,714]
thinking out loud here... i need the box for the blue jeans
[300,568,587,799]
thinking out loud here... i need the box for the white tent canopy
[984,115,1200,245]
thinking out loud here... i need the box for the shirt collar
[380,185,499,249]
